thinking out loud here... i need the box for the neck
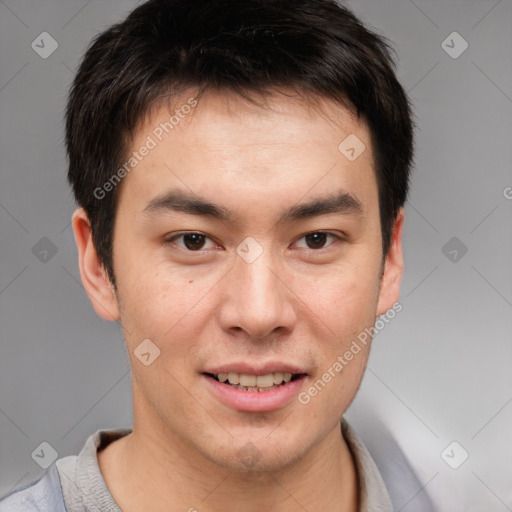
[98,416,359,512]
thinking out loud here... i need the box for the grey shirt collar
[57,418,393,511]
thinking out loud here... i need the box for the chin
[199,425,318,474]
[213,446,304,474]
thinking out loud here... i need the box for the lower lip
[203,374,307,412]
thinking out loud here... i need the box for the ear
[71,207,120,322]
[376,208,405,317]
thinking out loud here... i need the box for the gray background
[1,1,511,510]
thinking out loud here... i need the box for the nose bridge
[238,246,278,308]
[223,237,294,338]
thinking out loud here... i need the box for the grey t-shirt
[0,418,414,511]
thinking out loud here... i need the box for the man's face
[87,90,402,472]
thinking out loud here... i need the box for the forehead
[142,89,367,148]
[117,89,377,220]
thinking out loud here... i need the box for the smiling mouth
[204,372,305,392]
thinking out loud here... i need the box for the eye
[166,232,218,251]
[294,231,341,250]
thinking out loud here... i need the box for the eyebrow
[141,188,364,224]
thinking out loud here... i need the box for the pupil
[184,234,205,250]
[306,232,327,249]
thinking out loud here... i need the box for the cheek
[118,263,217,356]
[297,256,379,400]
[306,258,380,335]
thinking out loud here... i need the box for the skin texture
[72,89,404,512]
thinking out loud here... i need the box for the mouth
[202,366,308,412]
[203,371,305,392]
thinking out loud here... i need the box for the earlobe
[376,208,405,317]
[71,207,120,322]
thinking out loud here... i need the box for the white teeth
[239,374,257,387]
[273,372,283,385]
[227,372,239,385]
[215,372,298,388]
[256,374,275,387]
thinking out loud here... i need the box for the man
[0,0,422,510]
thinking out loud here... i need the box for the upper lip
[203,362,307,376]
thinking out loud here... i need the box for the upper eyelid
[293,232,343,249]
[166,230,344,248]
[166,231,218,248]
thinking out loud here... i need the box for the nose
[218,242,297,341]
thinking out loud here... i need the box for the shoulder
[343,415,436,512]
[0,428,131,512]
[0,463,68,512]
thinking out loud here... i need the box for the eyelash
[165,231,344,252]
